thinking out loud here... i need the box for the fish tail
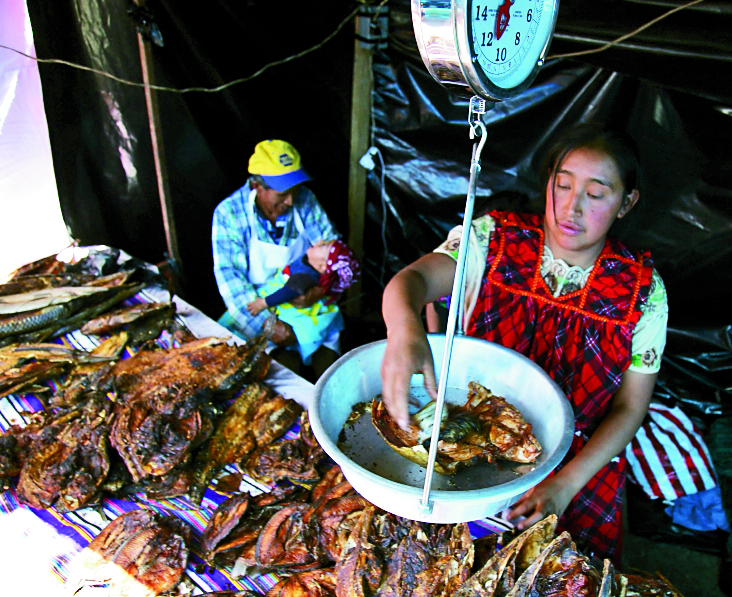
[0,303,70,338]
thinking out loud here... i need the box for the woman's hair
[541,122,644,198]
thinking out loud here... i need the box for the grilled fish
[189,383,302,504]
[371,381,541,475]
[65,509,191,597]
[80,300,175,335]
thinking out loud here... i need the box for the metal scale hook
[418,96,491,516]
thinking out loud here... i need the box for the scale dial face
[466,0,558,94]
[412,0,560,100]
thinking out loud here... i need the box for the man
[212,139,340,377]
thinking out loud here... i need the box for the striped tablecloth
[0,285,512,595]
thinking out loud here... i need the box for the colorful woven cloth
[0,287,503,594]
[0,290,300,594]
[319,239,360,299]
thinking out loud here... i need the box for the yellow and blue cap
[248,139,311,192]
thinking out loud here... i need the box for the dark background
[26,0,732,416]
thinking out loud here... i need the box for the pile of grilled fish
[0,255,147,348]
[454,514,685,597]
[4,332,282,511]
[371,381,542,475]
[0,250,304,511]
[200,458,474,597]
[201,457,680,597]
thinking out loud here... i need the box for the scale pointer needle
[495,0,513,40]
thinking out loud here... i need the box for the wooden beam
[346,15,375,318]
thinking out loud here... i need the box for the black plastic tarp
[26,0,357,318]
[25,0,732,415]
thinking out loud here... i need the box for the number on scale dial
[470,0,553,92]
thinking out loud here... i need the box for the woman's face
[544,147,638,268]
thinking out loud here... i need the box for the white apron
[247,188,309,286]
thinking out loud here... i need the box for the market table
[0,252,511,595]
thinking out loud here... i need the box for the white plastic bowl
[309,334,574,523]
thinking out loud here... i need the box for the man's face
[253,182,299,223]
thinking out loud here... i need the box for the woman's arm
[506,368,658,529]
[380,252,456,429]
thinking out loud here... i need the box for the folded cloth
[626,402,718,500]
[665,486,731,533]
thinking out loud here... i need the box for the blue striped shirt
[212,180,339,339]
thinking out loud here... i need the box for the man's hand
[290,285,326,309]
[271,319,297,346]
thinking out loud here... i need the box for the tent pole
[347,5,386,318]
[346,24,371,318]
[134,0,183,296]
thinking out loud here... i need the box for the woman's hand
[380,253,455,430]
[504,474,577,531]
[380,321,438,430]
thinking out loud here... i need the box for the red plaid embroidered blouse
[467,211,655,562]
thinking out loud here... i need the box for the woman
[380,122,668,563]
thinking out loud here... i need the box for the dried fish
[0,272,97,297]
[110,386,213,482]
[108,336,271,405]
[623,571,685,597]
[255,502,321,570]
[0,286,107,315]
[504,531,601,597]
[371,381,541,475]
[0,422,46,488]
[311,464,349,505]
[0,282,143,346]
[0,301,80,338]
[120,466,195,500]
[6,251,69,279]
[65,508,191,597]
[241,411,328,488]
[202,493,251,563]
[80,300,175,335]
[16,390,112,511]
[454,515,558,597]
[372,520,473,597]
[203,485,309,569]
[317,495,371,562]
[108,337,273,486]
[267,567,338,597]
[243,429,324,487]
[0,340,119,401]
[189,383,301,504]
[335,504,385,597]
[7,342,118,363]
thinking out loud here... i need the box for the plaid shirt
[212,180,338,339]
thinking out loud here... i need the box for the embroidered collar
[541,245,593,297]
